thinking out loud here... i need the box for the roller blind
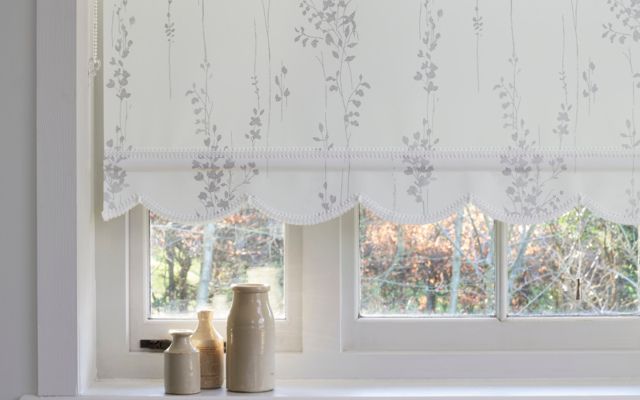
[103,0,640,225]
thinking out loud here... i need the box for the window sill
[22,379,640,399]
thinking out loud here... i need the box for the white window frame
[127,207,303,352]
[341,209,640,352]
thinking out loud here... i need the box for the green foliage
[149,208,284,317]
[510,208,639,315]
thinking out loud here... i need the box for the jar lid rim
[231,283,270,293]
[197,309,213,319]
[169,329,194,336]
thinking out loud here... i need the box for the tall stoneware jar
[226,283,275,392]
[164,329,201,395]
[191,310,225,389]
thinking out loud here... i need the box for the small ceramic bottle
[191,310,225,389]
[164,329,201,395]
[226,283,275,393]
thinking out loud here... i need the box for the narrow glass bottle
[191,310,225,389]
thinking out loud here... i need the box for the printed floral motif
[472,0,483,93]
[274,63,291,120]
[316,120,337,211]
[402,119,438,214]
[622,51,640,219]
[313,57,338,211]
[188,1,259,214]
[165,0,175,98]
[602,0,640,44]
[246,20,265,147]
[259,0,273,151]
[622,117,640,218]
[251,0,292,165]
[495,0,567,218]
[402,0,442,215]
[603,2,640,219]
[553,16,572,144]
[295,0,371,203]
[570,0,581,139]
[582,59,598,114]
[104,0,135,210]
[99,0,640,225]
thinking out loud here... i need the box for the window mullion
[495,221,509,321]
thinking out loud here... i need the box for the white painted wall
[0,0,38,399]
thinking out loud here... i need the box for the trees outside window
[359,205,638,317]
[149,208,285,318]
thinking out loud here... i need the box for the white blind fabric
[103,0,640,225]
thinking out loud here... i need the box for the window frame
[340,207,640,352]
[127,206,303,352]
[92,207,640,382]
[36,0,96,395]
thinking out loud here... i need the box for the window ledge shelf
[22,379,640,400]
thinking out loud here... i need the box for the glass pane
[509,207,639,316]
[359,204,495,317]
[149,209,285,319]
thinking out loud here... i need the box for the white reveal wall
[103,0,640,225]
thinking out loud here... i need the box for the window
[128,207,302,352]
[341,205,640,352]
[97,206,640,380]
[358,205,638,319]
[508,208,639,316]
[359,204,495,317]
[148,209,286,319]
[89,0,640,384]
[125,203,640,354]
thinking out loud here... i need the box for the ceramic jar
[226,283,275,393]
[164,329,201,395]
[191,310,225,389]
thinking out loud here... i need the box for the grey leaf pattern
[165,0,175,99]
[295,0,371,202]
[260,0,273,156]
[495,0,567,218]
[246,19,265,147]
[621,115,640,219]
[570,0,581,142]
[402,119,438,214]
[603,1,640,219]
[602,0,640,45]
[274,62,291,121]
[99,0,640,225]
[581,59,598,114]
[403,0,442,215]
[316,56,337,211]
[473,0,483,93]
[188,1,259,214]
[553,16,572,144]
[622,51,640,219]
[104,0,135,210]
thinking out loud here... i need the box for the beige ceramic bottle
[164,329,201,395]
[226,283,275,392]
[191,310,225,389]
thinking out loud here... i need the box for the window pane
[509,208,639,316]
[149,209,285,319]
[359,205,495,317]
